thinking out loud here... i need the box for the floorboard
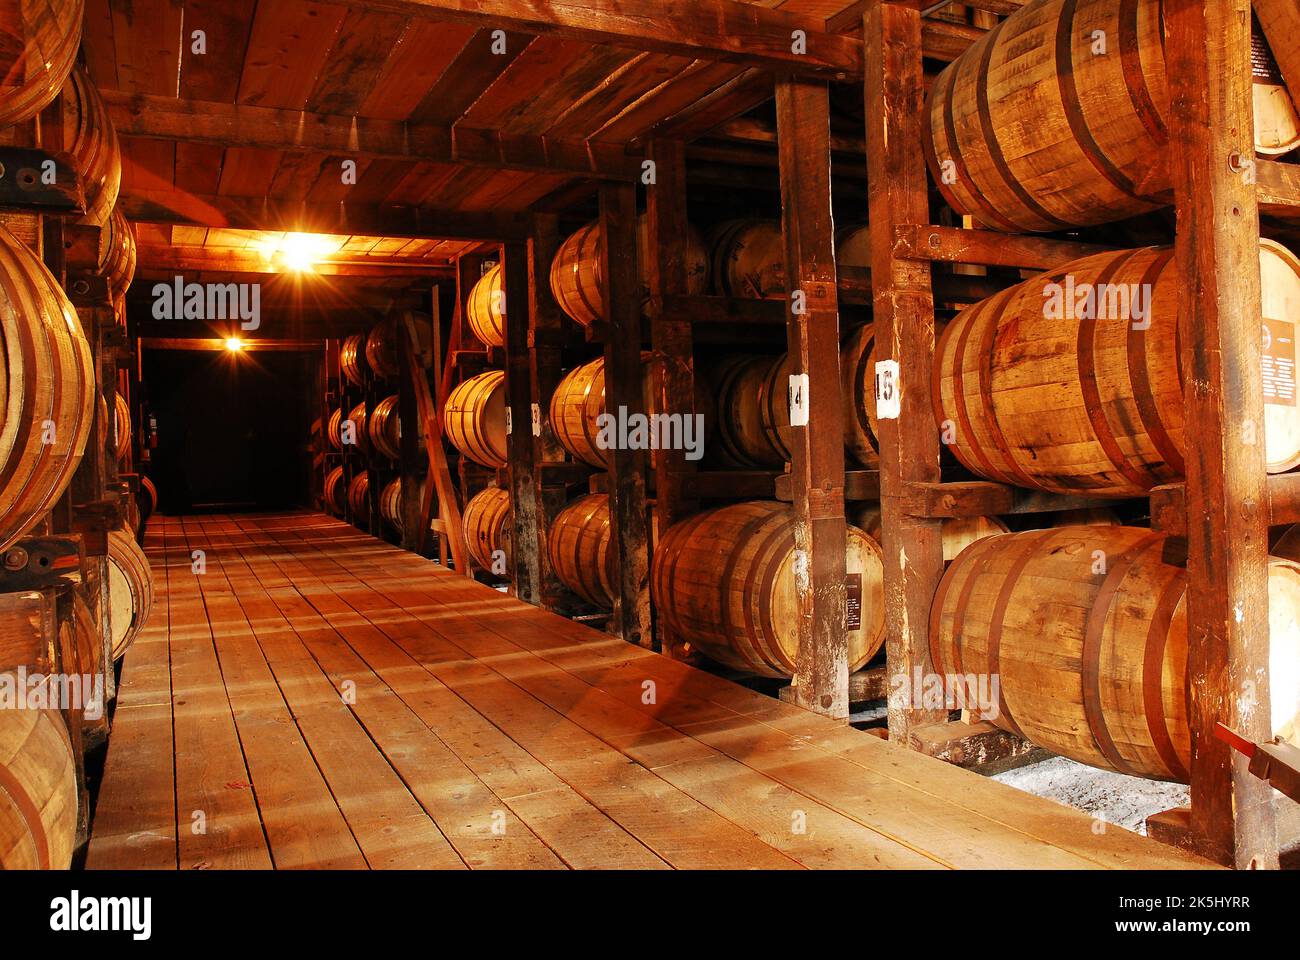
[87,512,1218,870]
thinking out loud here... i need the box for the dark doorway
[141,347,318,513]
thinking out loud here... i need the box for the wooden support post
[644,139,699,656]
[1167,0,1278,869]
[527,214,570,612]
[397,326,425,553]
[502,241,541,604]
[863,0,949,737]
[598,183,651,647]
[775,79,849,720]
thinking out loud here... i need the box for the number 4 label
[788,374,810,427]
[875,360,900,420]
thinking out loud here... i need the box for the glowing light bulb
[225,337,244,352]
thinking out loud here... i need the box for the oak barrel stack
[925,0,1300,232]
[652,501,886,679]
[0,224,95,552]
[463,486,512,574]
[931,527,1300,782]
[0,707,78,869]
[444,370,508,468]
[0,0,82,126]
[934,241,1300,496]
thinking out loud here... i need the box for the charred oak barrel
[652,501,886,678]
[463,486,513,575]
[0,0,82,126]
[0,224,95,551]
[444,370,508,468]
[926,0,1300,232]
[934,241,1300,496]
[931,526,1300,782]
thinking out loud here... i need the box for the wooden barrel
[138,474,157,521]
[851,504,1008,563]
[0,707,78,869]
[327,407,343,450]
[926,0,1300,233]
[711,220,785,299]
[549,215,708,329]
[444,370,507,468]
[324,466,345,515]
[347,471,370,522]
[463,486,513,574]
[840,323,879,468]
[369,394,401,460]
[346,402,368,453]
[340,333,367,386]
[547,494,614,607]
[65,591,105,726]
[379,477,402,529]
[365,318,400,379]
[107,527,152,661]
[934,241,1300,496]
[467,263,505,349]
[652,501,886,678]
[0,224,95,552]
[113,391,131,462]
[60,65,120,227]
[99,206,136,301]
[549,354,713,470]
[713,354,791,468]
[0,0,82,126]
[931,526,1300,782]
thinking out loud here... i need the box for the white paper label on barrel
[530,403,542,436]
[505,407,512,434]
[875,359,901,420]
[788,374,810,427]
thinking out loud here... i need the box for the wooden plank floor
[86,512,1216,870]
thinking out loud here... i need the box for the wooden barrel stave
[324,466,345,515]
[546,494,614,607]
[0,0,83,126]
[0,224,96,552]
[652,501,886,678]
[138,474,157,521]
[463,486,513,574]
[444,370,508,468]
[113,391,131,463]
[347,471,370,524]
[934,241,1300,496]
[107,527,153,661]
[365,319,399,380]
[931,526,1300,782]
[340,333,367,386]
[0,707,78,869]
[99,206,136,302]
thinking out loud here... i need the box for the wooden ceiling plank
[121,139,179,194]
[173,141,227,197]
[592,60,748,144]
[405,29,533,126]
[109,0,185,96]
[217,146,285,197]
[305,9,412,115]
[82,0,120,90]
[315,0,862,77]
[120,189,534,240]
[135,244,456,277]
[180,0,258,102]
[544,52,695,139]
[235,0,348,109]
[356,21,481,121]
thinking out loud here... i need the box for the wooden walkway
[86,512,1213,870]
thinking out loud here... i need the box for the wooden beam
[120,190,531,241]
[1167,0,1277,869]
[502,241,541,604]
[527,215,570,612]
[134,245,456,278]
[330,0,863,78]
[644,139,697,657]
[902,480,1120,518]
[893,224,1115,270]
[1256,158,1300,216]
[104,91,640,181]
[776,78,850,720]
[1152,472,1300,535]
[599,182,652,647]
[864,0,949,738]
